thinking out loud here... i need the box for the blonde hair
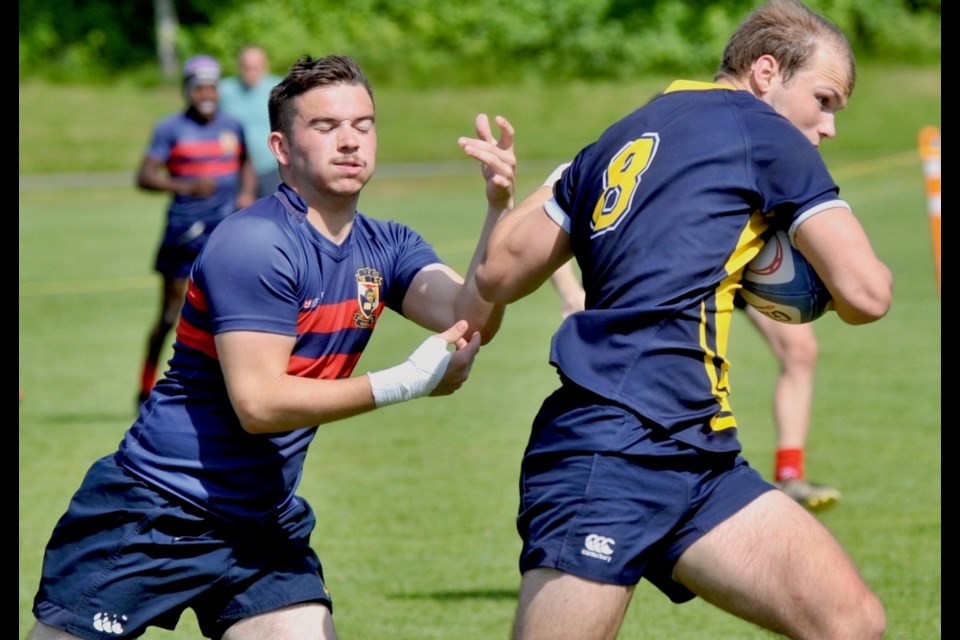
[717,0,855,97]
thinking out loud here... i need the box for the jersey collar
[664,80,735,94]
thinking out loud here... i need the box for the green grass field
[20,64,940,639]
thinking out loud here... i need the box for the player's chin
[336,162,372,178]
[196,101,217,118]
[330,173,372,194]
[326,180,367,198]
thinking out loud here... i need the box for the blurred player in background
[737,298,840,508]
[135,54,256,404]
[549,258,585,320]
[471,0,891,637]
[219,45,283,198]
[552,260,841,510]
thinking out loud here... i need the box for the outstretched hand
[458,114,516,210]
[429,319,482,397]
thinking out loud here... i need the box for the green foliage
[812,0,942,61]
[19,0,941,86]
[19,0,157,82]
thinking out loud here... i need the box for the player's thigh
[512,568,633,640]
[27,622,84,640]
[674,490,875,634]
[223,602,336,640]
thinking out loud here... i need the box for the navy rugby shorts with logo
[32,452,332,640]
[517,383,774,603]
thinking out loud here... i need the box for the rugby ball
[740,229,832,324]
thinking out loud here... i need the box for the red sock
[775,448,804,482]
[140,361,158,395]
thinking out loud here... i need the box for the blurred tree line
[19,0,940,87]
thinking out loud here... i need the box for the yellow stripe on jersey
[703,210,771,431]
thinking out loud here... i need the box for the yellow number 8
[591,134,660,236]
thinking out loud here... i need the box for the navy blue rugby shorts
[517,385,774,603]
[154,220,213,279]
[32,453,332,639]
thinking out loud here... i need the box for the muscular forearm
[794,209,893,325]
[455,201,509,344]
[826,261,893,325]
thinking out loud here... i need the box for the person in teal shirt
[219,45,283,198]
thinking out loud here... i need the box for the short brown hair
[717,0,855,97]
[268,54,375,135]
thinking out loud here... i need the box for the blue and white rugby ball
[740,229,832,324]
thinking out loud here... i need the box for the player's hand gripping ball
[740,228,832,324]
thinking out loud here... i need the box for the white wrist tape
[367,336,452,407]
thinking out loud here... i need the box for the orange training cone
[918,126,940,297]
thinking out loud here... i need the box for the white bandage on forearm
[367,336,452,407]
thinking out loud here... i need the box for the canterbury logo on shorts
[581,533,616,562]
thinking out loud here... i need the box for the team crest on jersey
[353,267,383,328]
[219,131,241,155]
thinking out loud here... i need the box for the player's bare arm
[236,155,258,209]
[402,113,517,344]
[476,185,573,305]
[793,207,893,325]
[400,253,503,345]
[136,155,217,197]
[402,264,468,330]
[216,320,476,433]
[550,260,586,318]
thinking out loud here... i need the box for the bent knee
[851,591,886,640]
[820,588,885,640]
[780,334,818,369]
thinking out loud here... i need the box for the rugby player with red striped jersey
[29,54,514,640]
[135,54,257,405]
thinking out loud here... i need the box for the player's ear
[749,54,780,97]
[268,131,289,166]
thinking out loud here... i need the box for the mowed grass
[20,65,939,639]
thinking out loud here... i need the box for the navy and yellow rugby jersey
[119,184,441,522]
[546,82,848,453]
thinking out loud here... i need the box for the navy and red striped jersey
[145,111,247,228]
[119,185,441,522]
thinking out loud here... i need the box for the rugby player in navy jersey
[29,54,515,640]
[469,1,892,638]
[552,254,843,511]
[135,54,257,405]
